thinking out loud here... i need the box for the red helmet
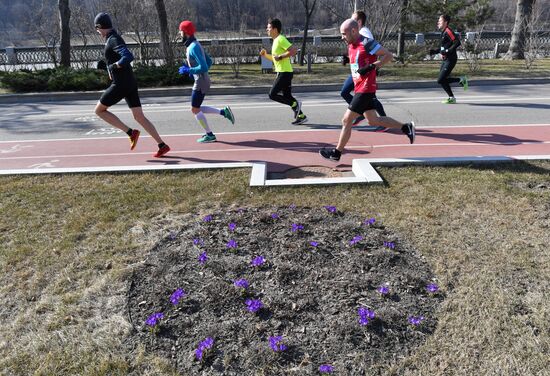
[179,20,196,35]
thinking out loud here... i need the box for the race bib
[350,62,360,78]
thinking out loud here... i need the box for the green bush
[134,63,193,87]
[0,65,193,93]
[1,70,49,92]
[47,68,109,92]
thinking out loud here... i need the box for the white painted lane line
[5,95,550,119]
[1,141,549,162]
[0,123,549,144]
[0,144,34,154]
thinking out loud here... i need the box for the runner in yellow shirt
[260,18,307,125]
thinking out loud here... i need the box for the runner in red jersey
[319,19,415,162]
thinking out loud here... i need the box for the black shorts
[348,92,377,115]
[100,84,141,108]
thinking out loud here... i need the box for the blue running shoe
[197,134,217,143]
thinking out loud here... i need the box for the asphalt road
[1,83,550,143]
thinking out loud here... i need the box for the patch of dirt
[126,206,443,375]
[283,167,345,179]
[510,181,550,192]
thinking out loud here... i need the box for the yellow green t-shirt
[271,34,293,73]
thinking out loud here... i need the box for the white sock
[201,106,222,115]
[195,112,212,133]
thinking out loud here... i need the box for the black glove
[429,49,439,56]
[357,63,376,76]
[96,60,107,70]
[342,54,349,66]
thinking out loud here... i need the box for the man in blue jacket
[178,20,235,143]
[94,12,170,157]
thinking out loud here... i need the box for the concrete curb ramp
[3,155,549,187]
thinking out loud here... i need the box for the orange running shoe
[129,129,140,150]
[153,144,170,158]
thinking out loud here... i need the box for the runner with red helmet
[178,20,235,143]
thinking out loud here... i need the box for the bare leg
[94,102,130,133]
[130,107,164,144]
[336,109,361,152]
[364,110,404,129]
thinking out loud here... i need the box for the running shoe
[442,97,456,104]
[153,144,170,158]
[402,121,415,144]
[129,129,140,150]
[197,134,217,143]
[223,106,235,125]
[352,115,365,126]
[319,148,341,162]
[291,114,308,125]
[460,76,469,91]
[292,101,302,119]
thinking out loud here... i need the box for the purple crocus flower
[234,279,249,289]
[408,315,425,326]
[245,299,263,313]
[170,288,186,305]
[195,337,214,361]
[377,285,390,296]
[310,241,318,247]
[168,231,177,240]
[228,222,237,231]
[202,215,212,222]
[289,204,296,210]
[324,205,337,213]
[195,348,203,361]
[319,364,334,373]
[269,335,287,352]
[198,251,208,264]
[358,307,375,326]
[364,217,376,225]
[226,239,238,249]
[251,256,266,267]
[291,223,304,232]
[426,283,439,293]
[349,235,363,245]
[271,213,279,219]
[384,241,395,249]
[193,238,204,247]
[145,312,164,327]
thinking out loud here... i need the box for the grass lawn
[208,59,550,87]
[0,162,549,375]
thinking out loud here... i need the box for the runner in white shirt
[340,10,387,131]
[360,25,374,40]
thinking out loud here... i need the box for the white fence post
[6,47,17,65]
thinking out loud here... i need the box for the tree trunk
[300,19,310,66]
[154,0,174,66]
[58,0,71,68]
[505,0,536,59]
[396,0,408,58]
[300,0,317,66]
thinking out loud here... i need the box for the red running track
[0,124,549,174]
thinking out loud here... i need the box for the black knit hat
[94,12,112,29]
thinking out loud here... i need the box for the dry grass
[0,162,549,375]
[208,58,550,87]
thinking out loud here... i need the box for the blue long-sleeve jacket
[185,37,212,75]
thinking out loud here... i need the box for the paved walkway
[1,123,549,182]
